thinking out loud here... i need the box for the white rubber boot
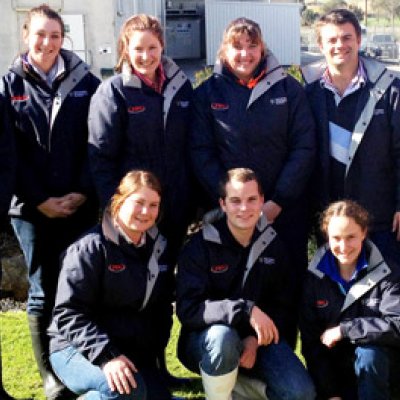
[200,366,238,400]
[232,374,268,400]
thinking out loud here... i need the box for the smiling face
[220,179,264,240]
[327,215,366,271]
[224,32,263,82]
[318,22,360,72]
[117,186,160,243]
[128,29,163,82]
[24,15,63,73]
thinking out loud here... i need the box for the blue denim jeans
[354,345,391,400]
[50,346,152,400]
[178,324,316,400]
[11,216,93,318]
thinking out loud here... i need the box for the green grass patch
[1,312,304,399]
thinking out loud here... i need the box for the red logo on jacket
[316,299,329,308]
[127,105,145,114]
[11,95,29,102]
[211,264,229,273]
[108,264,126,273]
[211,102,229,110]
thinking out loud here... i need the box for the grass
[1,311,304,399]
[0,312,205,399]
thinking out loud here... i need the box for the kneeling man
[176,168,315,400]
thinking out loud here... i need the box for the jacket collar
[101,209,159,247]
[122,55,182,88]
[302,55,387,85]
[202,208,269,244]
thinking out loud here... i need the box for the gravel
[0,297,27,312]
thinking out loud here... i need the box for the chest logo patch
[211,102,229,111]
[128,105,146,114]
[258,257,275,265]
[108,264,126,273]
[316,299,329,308]
[211,264,229,273]
[176,100,190,108]
[270,97,287,105]
[11,95,29,102]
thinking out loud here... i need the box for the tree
[301,8,319,26]
[321,0,348,14]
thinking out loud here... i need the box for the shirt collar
[318,246,369,293]
[133,63,166,94]
[320,60,367,104]
[26,53,65,87]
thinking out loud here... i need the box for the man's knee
[202,325,242,374]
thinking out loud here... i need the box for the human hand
[262,201,282,224]
[37,197,74,218]
[392,212,400,241]
[239,336,258,369]
[102,355,138,394]
[59,193,87,213]
[250,305,279,346]
[328,397,342,400]
[321,326,342,348]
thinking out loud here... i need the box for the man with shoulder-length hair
[176,168,315,400]
[302,8,400,265]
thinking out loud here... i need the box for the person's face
[24,15,63,73]
[128,30,163,82]
[318,22,361,70]
[117,186,160,238]
[224,32,263,82]
[220,179,264,236]
[327,216,366,271]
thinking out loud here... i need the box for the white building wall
[0,0,116,78]
[205,0,301,65]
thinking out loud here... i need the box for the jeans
[51,346,171,400]
[354,346,391,400]
[11,214,94,318]
[178,324,316,400]
[50,346,147,399]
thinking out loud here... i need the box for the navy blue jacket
[1,49,100,220]
[190,53,315,209]
[48,211,174,367]
[88,57,193,244]
[300,240,400,398]
[176,211,295,344]
[303,57,400,232]
[0,94,15,219]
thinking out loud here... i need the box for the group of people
[0,3,399,400]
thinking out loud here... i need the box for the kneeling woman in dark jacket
[300,200,400,400]
[48,170,174,399]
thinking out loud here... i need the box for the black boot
[157,350,194,390]
[27,315,74,400]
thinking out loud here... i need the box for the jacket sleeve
[190,83,225,206]
[389,80,400,211]
[340,275,400,346]
[51,234,122,366]
[271,77,316,208]
[0,94,15,219]
[299,273,342,398]
[1,76,50,208]
[88,79,127,209]
[75,73,101,197]
[176,235,253,330]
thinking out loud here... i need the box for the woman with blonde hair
[48,170,174,399]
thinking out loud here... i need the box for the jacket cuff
[94,344,122,367]
[244,300,255,317]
